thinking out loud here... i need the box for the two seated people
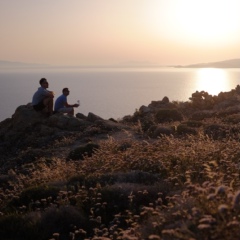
[32,78,79,116]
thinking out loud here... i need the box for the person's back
[54,94,67,112]
[32,86,48,106]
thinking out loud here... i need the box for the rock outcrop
[0,104,133,171]
[1,85,240,171]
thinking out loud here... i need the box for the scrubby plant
[2,127,240,239]
[155,109,183,123]
[67,142,100,160]
[176,123,198,135]
[8,185,60,211]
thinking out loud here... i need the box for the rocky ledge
[1,85,240,172]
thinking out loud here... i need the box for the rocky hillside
[1,85,240,239]
[1,85,240,172]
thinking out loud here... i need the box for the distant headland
[174,58,240,68]
[0,60,50,69]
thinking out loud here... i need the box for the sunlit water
[0,67,239,121]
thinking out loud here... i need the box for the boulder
[139,105,151,114]
[11,105,46,131]
[48,113,90,131]
[87,112,103,122]
[76,112,87,120]
[148,99,175,109]
[48,113,69,129]
[95,119,128,132]
[67,117,83,130]
[162,96,170,104]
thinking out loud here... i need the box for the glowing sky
[1,0,240,66]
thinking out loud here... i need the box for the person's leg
[67,109,74,116]
[58,107,74,116]
[33,101,45,111]
[43,97,53,114]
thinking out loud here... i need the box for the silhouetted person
[54,88,79,116]
[32,78,54,116]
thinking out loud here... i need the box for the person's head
[62,88,70,96]
[39,78,49,89]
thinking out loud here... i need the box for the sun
[174,0,239,44]
[145,0,240,46]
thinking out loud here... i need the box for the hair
[62,88,69,93]
[39,78,47,85]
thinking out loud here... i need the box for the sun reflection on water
[195,68,230,96]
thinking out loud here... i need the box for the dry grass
[1,130,240,239]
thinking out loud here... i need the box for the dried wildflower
[207,193,216,200]
[218,204,229,215]
[202,181,210,187]
[148,235,162,240]
[199,215,216,225]
[156,197,163,205]
[143,190,148,195]
[197,224,211,230]
[227,220,240,227]
[162,229,175,235]
[52,232,60,239]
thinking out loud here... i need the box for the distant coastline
[173,58,240,68]
[1,58,240,69]
[0,60,50,69]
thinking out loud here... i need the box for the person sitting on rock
[32,78,54,116]
[54,88,79,116]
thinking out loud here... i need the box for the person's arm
[65,102,78,107]
[46,90,54,98]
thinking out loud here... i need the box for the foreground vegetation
[1,87,240,239]
[1,132,240,239]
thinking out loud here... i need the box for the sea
[0,67,240,122]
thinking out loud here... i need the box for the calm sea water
[0,67,239,122]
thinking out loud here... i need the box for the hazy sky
[1,0,240,66]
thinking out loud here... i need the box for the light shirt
[54,94,67,111]
[32,87,49,105]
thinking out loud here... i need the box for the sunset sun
[175,0,239,43]
[145,0,240,46]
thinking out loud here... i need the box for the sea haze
[0,67,240,122]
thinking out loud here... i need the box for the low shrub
[155,109,183,123]
[8,185,60,211]
[67,143,100,160]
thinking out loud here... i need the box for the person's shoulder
[56,94,65,100]
[39,87,47,92]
